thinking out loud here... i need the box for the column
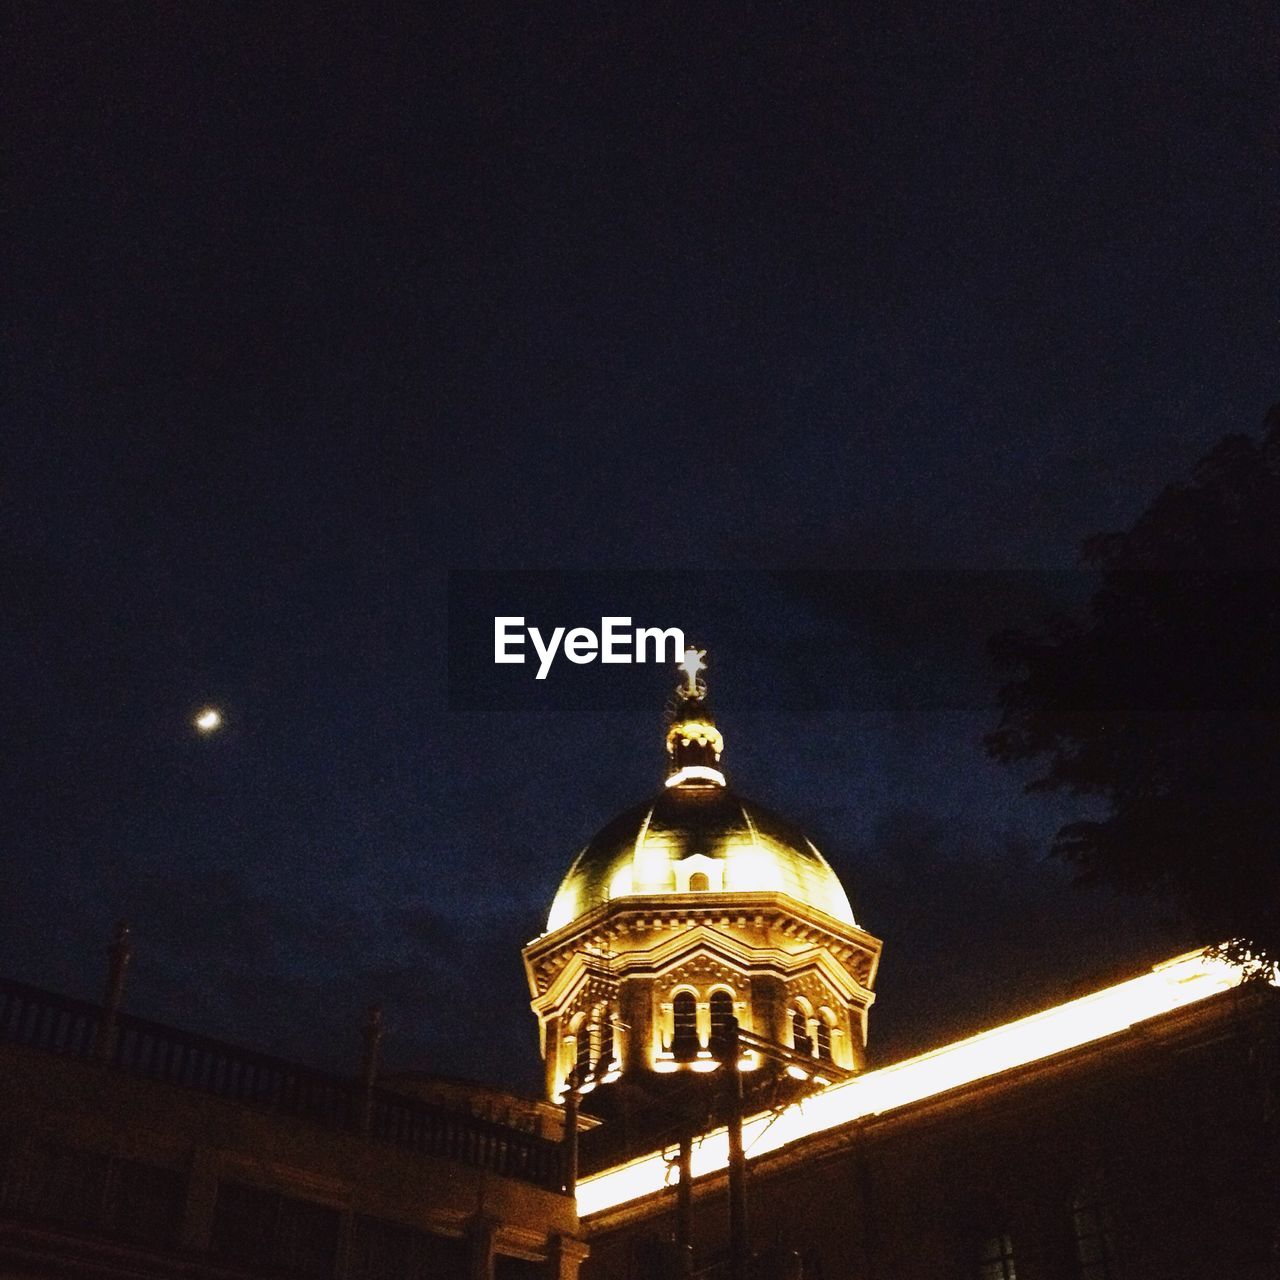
[548,1234,590,1280]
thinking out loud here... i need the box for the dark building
[0,971,587,1280]
[576,958,1276,1279]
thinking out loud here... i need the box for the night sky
[5,4,1277,1094]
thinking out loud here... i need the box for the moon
[194,707,222,733]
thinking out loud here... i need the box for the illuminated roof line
[577,948,1253,1218]
[664,766,727,788]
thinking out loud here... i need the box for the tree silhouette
[987,406,1280,968]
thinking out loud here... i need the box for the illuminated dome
[546,646,856,932]
[546,783,857,932]
[525,651,882,1104]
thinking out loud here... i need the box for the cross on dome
[678,646,706,695]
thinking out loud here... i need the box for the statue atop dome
[665,646,726,787]
[677,646,707,697]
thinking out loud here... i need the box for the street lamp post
[677,1124,694,1279]
[709,1018,856,1280]
[562,1067,581,1196]
[710,1016,749,1280]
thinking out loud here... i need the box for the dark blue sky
[4,3,1276,1092]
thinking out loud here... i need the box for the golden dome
[546,782,857,932]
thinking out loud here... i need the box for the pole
[727,1059,748,1280]
[712,1016,748,1280]
[93,920,133,1061]
[677,1124,694,1278]
[562,1070,579,1197]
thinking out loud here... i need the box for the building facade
[576,958,1277,1279]
[0,976,586,1280]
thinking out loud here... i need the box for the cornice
[528,919,878,1016]
[524,892,880,976]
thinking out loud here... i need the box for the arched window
[575,1018,592,1079]
[688,871,710,891]
[599,1011,615,1066]
[791,1009,812,1056]
[1072,1176,1119,1279]
[709,990,734,1039]
[815,1016,832,1062]
[977,1232,1016,1280]
[672,992,698,1060]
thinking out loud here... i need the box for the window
[978,1232,1017,1280]
[815,1016,832,1062]
[791,1009,812,1056]
[9,1141,111,1230]
[1072,1178,1119,1279]
[598,1013,615,1066]
[2,1141,183,1248]
[709,990,734,1052]
[350,1214,468,1280]
[574,1018,592,1078]
[688,871,710,891]
[105,1158,186,1247]
[210,1181,340,1278]
[672,992,698,1060]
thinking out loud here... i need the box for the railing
[0,977,564,1190]
[371,1091,563,1186]
[0,981,98,1058]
